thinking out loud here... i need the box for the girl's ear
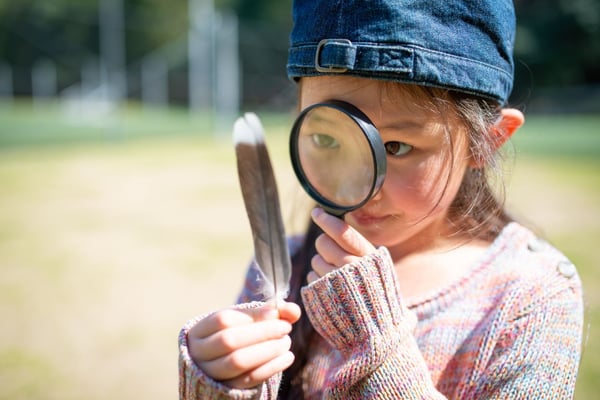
[469,108,524,168]
[492,108,525,148]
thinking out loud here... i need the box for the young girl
[179,0,584,398]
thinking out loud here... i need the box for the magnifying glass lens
[297,107,374,206]
[290,101,386,216]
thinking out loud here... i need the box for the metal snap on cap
[557,260,576,278]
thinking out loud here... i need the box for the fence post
[213,12,240,136]
[81,58,101,98]
[99,0,126,105]
[188,0,214,114]
[142,55,168,109]
[32,59,57,109]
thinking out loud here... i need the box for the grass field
[0,102,599,399]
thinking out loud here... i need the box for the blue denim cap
[287,0,516,104]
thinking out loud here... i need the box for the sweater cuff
[178,302,269,400]
[301,247,416,355]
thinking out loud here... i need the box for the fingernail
[311,207,324,220]
[278,321,292,335]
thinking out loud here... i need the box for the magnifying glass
[289,100,387,217]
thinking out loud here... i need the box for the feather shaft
[233,113,291,301]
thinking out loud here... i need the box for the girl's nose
[370,186,384,202]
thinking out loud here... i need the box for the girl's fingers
[277,301,302,324]
[308,207,377,282]
[311,207,376,256]
[190,304,280,339]
[187,301,301,381]
[198,335,292,382]
[307,270,320,284]
[311,253,337,279]
[223,351,295,389]
[315,232,362,267]
[190,319,293,362]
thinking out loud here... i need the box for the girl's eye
[384,141,413,156]
[311,133,340,149]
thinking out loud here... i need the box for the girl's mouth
[349,211,389,226]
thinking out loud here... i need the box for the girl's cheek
[386,159,452,208]
[388,160,438,194]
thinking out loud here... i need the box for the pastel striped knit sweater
[179,222,584,399]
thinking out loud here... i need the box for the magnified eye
[384,141,412,156]
[312,133,340,149]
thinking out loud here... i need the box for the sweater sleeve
[178,302,282,400]
[300,247,447,400]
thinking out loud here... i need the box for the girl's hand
[187,301,301,389]
[309,207,377,283]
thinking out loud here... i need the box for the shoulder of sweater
[485,222,582,317]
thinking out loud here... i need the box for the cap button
[557,260,576,278]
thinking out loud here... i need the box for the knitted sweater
[179,222,584,399]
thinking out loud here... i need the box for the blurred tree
[512,0,600,105]
[215,0,294,109]
[125,0,187,60]
[216,0,291,23]
[0,0,189,96]
[0,0,598,110]
[0,1,98,93]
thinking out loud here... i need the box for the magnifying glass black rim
[289,100,386,217]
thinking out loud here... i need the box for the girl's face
[299,76,473,259]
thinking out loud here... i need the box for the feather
[233,113,291,302]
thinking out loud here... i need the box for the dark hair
[279,219,321,398]
[279,83,515,398]
[447,90,515,241]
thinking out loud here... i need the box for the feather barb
[233,113,291,303]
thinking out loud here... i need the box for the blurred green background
[1,0,599,399]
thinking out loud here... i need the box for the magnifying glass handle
[322,206,347,218]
